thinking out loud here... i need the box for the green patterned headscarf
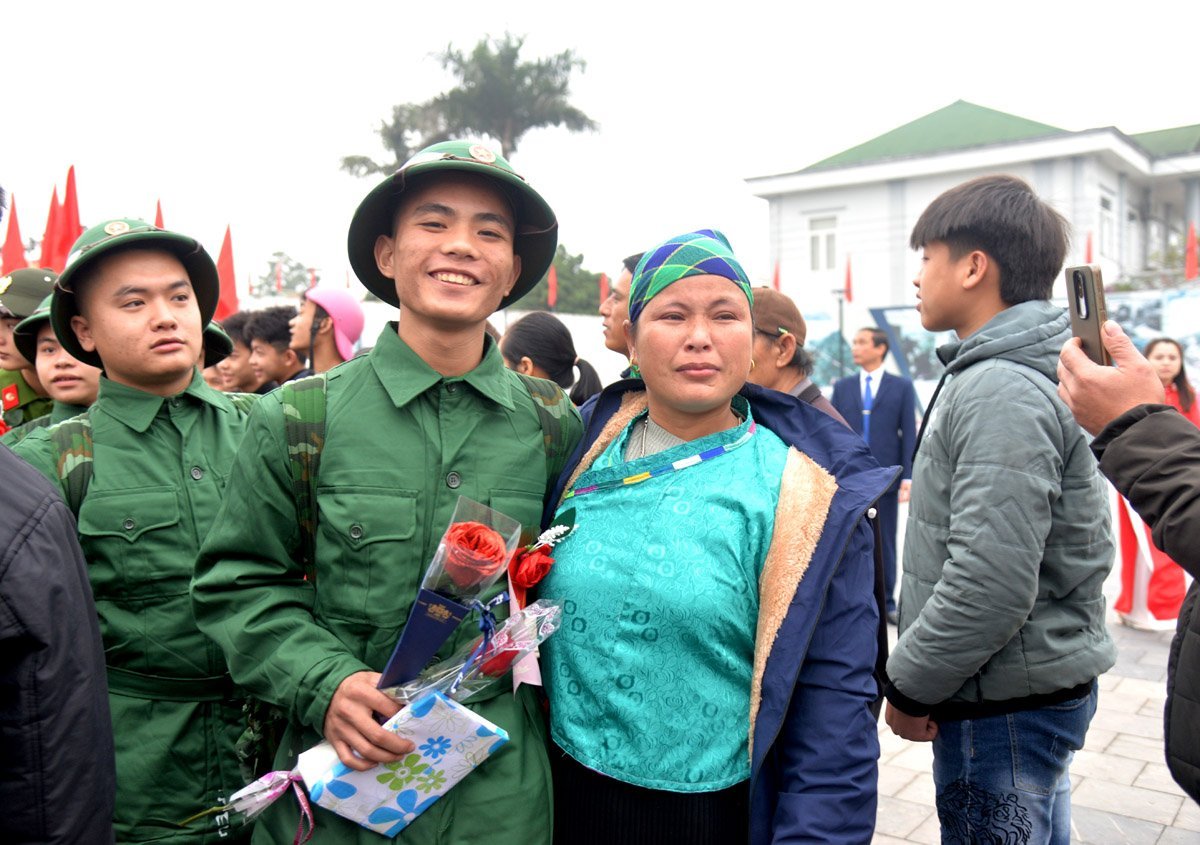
[628,229,753,325]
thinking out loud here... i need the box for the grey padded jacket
[887,300,1115,713]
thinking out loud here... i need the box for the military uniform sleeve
[192,395,370,733]
[886,366,1063,708]
[9,427,64,491]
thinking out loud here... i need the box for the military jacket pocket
[316,487,418,622]
[77,487,184,593]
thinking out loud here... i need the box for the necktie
[862,374,873,443]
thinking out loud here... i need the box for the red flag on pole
[1186,223,1198,281]
[547,264,558,309]
[2,196,27,274]
[56,166,84,265]
[844,255,853,303]
[38,187,62,269]
[275,260,283,293]
[598,272,609,307]
[772,259,781,291]
[1085,231,1093,264]
[214,226,239,321]
[154,200,165,229]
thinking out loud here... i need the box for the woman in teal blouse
[539,230,889,844]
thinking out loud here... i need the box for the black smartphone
[1065,264,1111,366]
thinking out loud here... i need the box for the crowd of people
[1,138,1198,845]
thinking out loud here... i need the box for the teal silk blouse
[541,400,790,791]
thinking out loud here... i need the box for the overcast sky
[5,0,1198,295]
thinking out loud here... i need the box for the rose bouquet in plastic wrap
[376,496,521,690]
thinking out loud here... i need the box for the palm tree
[341,34,597,177]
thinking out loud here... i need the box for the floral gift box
[295,691,509,837]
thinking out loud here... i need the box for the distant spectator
[246,305,310,385]
[289,287,365,374]
[747,286,846,425]
[218,310,276,394]
[598,252,644,365]
[502,310,602,405]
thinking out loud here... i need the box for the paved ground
[874,521,1197,843]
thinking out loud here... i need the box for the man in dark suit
[832,326,917,624]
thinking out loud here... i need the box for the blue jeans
[931,683,1098,844]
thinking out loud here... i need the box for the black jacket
[1092,404,1200,804]
[0,444,115,843]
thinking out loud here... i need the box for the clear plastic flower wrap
[381,599,562,705]
[421,497,522,601]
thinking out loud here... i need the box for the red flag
[56,166,84,264]
[2,196,27,274]
[275,260,283,293]
[1085,231,1093,264]
[844,255,853,303]
[214,226,239,321]
[1186,223,1198,281]
[598,272,609,307]
[38,187,62,269]
[547,264,558,309]
[772,259,781,291]
[154,200,164,229]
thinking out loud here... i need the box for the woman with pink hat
[289,286,365,373]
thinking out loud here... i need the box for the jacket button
[190,466,204,481]
[867,507,878,519]
[349,524,364,540]
[446,471,461,489]
[122,518,136,531]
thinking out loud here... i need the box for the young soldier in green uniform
[0,268,56,432]
[12,219,255,844]
[192,140,582,845]
[0,294,99,446]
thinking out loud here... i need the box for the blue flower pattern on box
[419,736,452,760]
[306,691,509,835]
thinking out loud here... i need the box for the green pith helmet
[202,322,233,368]
[12,294,54,364]
[0,268,57,319]
[346,139,558,311]
[51,218,220,368]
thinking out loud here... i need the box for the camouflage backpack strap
[280,375,327,580]
[515,372,574,481]
[48,413,95,515]
[226,391,260,416]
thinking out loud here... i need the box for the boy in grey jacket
[884,175,1114,844]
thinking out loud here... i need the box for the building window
[809,216,837,271]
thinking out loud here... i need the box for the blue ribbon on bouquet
[448,592,509,696]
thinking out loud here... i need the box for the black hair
[909,174,1069,305]
[244,305,297,352]
[221,310,255,346]
[622,252,646,275]
[1145,337,1195,413]
[501,311,602,406]
[859,326,889,355]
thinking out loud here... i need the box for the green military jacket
[193,325,583,845]
[0,399,87,446]
[13,371,256,844]
[1,367,53,431]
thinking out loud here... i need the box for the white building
[747,100,1200,316]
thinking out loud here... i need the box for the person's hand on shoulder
[1057,320,1165,436]
[323,671,415,770]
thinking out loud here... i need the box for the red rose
[442,522,509,591]
[479,649,519,677]
[507,547,555,609]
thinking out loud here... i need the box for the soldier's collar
[95,369,231,433]
[370,323,515,411]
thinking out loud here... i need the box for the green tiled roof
[803,100,1065,172]
[1130,124,1200,157]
